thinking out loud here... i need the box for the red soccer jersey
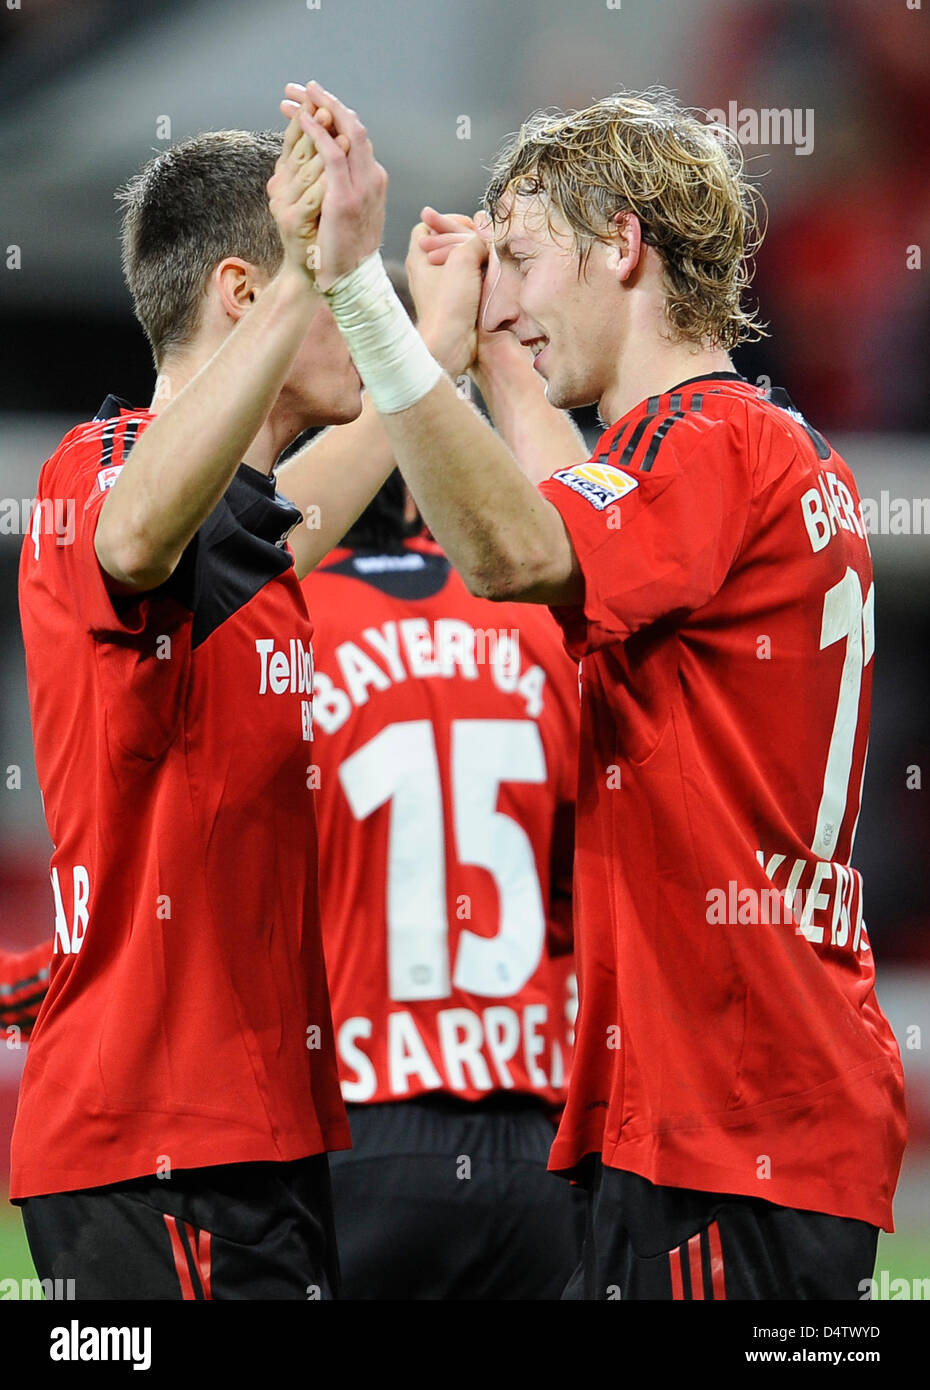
[12,397,350,1199]
[303,538,579,1106]
[537,374,906,1230]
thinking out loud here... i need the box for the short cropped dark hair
[115,130,285,366]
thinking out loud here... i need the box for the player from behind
[305,461,581,1299]
[282,81,907,1300]
[10,96,424,1299]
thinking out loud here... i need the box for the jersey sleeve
[26,421,198,761]
[537,410,755,658]
[38,420,198,641]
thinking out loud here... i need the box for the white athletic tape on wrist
[322,251,443,414]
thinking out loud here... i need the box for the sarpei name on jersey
[338,1003,566,1103]
[312,619,547,735]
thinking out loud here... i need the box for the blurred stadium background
[1,0,927,1293]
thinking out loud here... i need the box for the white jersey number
[813,567,875,859]
[338,719,547,1001]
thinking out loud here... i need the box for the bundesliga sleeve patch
[96,465,124,492]
[551,461,639,511]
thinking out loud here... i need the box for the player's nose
[481,259,520,336]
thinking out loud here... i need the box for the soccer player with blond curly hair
[287,80,906,1300]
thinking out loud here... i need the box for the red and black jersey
[537,374,906,1230]
[303,538,579,1106]
[12,396,350,1200]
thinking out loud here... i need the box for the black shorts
[19,1154,340,1300]
[329,1094,585,1299]
[562,1157,880,1301]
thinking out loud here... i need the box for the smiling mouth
[521,336,549,359]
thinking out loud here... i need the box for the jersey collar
[94,394,138,420]
[665,371,748,392]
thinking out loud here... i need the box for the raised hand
[285,81,388,292]
[268,83,348,281]
[407,207,491,378]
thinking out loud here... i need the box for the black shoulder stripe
[639,412,685,473]
[120,420,141,461]
[599,392,707,472]
[100,419,119,466]
[611,404,660,468]
[99,415,141,468]
[591,400,655,466]
[638,394,705,473]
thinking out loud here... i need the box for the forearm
[95,267,320,590]
[378,373,581,604]
[276,394,397,579]
[471,338,588,485]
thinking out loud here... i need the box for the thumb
[407,221,430,256]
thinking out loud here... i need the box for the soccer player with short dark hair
[283,80,907,1300]
[11,102,418,1299]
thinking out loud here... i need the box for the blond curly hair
[484,88,767,350]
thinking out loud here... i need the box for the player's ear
[214,258,263,322]
[605,211,643,284]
